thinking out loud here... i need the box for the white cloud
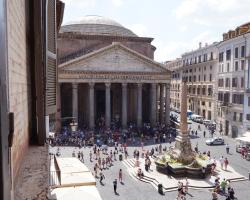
[154,30,218,62]
[174,0,250,28]
[111,0,124,7]
[128,24,148,37]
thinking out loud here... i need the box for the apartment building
[165,58,182,111]
[217,23,250,138]
[165,43,218,121]
[182,43,218,121]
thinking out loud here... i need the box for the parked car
[190,114,204,123]
[206,137,224,145]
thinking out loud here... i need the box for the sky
[61,0,250,62]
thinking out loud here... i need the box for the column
[137,83,142,128]
[165,83,170,125]
[72,83,78,123]
[122,83,128,128]
[160,83,165,124]
[150,83,157,126]
[105,82,111,127]
[89,82,95,129]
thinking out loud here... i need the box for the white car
[206,137,224,145]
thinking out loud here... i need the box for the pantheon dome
[60,15,137,37]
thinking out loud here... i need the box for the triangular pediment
[59,43,170,74]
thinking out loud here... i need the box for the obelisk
[173,80,195,164]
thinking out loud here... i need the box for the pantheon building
[57,16,171,129]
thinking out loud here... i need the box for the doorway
[95,90,105,119]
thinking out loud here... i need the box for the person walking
[224,158,229,171]
[219,156,224,170]
[119,169,123,183]
[113,179,118,194]
[203,131,206,138]
[89,151,92,162]
[99,170,105,184]
[226,144,230,154]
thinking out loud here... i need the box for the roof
[61,15,137,37]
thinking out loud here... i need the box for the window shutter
[46,0,57,115]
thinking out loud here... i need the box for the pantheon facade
[57,16,171,129]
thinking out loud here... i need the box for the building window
[232,77,238,87]
[193,87,196,94]
[209,102,211,107]
[248,97,250,106]
[225,78,230,87]
[232,94,244,104]
[218,79,224,87]
[197,88,200,94]
[209,74,212,82]
[202,101,205,106]
[202,88,206,95]
[226,49,231,60]
[241,77,244,88]
[233,112,237,121]
[208,87,212,96]
[198,75,200,81]
[219,52,224,62]
[189,76,192,82]
[227,63,230,72]
[246,114,250,121]
[210,52,213,60]
[199,67,201,71]
[204,75,206,81]
[241,60,245,70]
[241,46,245,57]
[235,61,238,71]
[239,113,243,122]
[208,111,211,120]
[193,76,196,82]
[199,55,201,63]
[210,65,212,70]
[204,66,206,71]
[234,47,238,58]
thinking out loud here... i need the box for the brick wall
[7,0,31,181]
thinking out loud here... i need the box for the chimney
[199,42,202,49]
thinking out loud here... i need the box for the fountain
[155,81,211,178]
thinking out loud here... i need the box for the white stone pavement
[123,157,247,191]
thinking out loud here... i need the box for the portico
[58,42,171,129]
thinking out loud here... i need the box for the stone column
[150,83,157,126]
[89,82,95,129]
[122,83,128,128]
[160,83,165,124]
[137,83,142,128]
[180,82,188,134]
[165,83,170,125]
[105,82,111,127]
[72,83,78,123]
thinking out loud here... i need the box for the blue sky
[61,0,250,62]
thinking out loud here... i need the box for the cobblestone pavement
[50,121,250,200]
[14,146,49,200]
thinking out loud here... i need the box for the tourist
[228,187,235,199]
[211,189,218,200]
[102,158,106,169]
[226,144,230,154]
[89,151,93,162]
[113,179,118,194]
[224,158,229,171]
[99,170,105,184]
[203,131,206,138]
[119,169,123,183]
[220,156,224,170]
[184,178,189,193]
[94,163,98,178]
[137,168,144,179]
[202,167,206,178]
[81,151,84,162]
[98,157,101,169]
[220,178,227,194]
